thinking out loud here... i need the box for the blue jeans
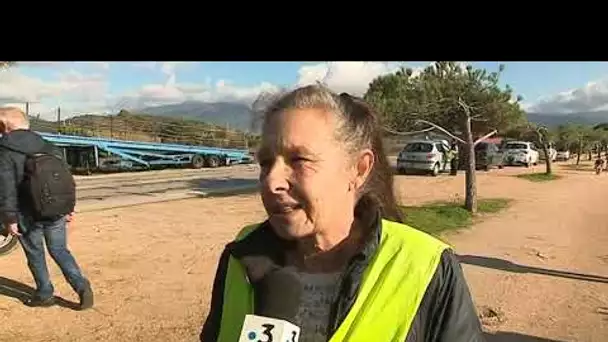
[17,215,88,299]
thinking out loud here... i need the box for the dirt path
[450,168,608,342]
[0,163,606,341]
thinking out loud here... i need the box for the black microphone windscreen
[256,268,302,321]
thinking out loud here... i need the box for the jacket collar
[228,211,382,283]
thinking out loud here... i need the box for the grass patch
[515,172,562,182]
[561,164,594,172]
[401,198,511,236]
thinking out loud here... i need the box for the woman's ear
[353,148,374,190]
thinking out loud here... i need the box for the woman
[200,84,484,342]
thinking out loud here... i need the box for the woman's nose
[261,159,290,193]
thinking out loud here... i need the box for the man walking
[0,107,93,309]
[449,139,459,176]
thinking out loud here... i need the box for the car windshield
[505,143,528,149]
[403,142,433,153]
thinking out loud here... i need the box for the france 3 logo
[239,314,300,342]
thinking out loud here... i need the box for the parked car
[475,142,504,170]
[539,146,557,162]
[503,141,539,167]
[397,140,450,176]
[556,150,571,161]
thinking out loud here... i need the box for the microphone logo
[239,315,300,342]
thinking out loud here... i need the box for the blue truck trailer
[37,132,253,172]
[1,133,255,256]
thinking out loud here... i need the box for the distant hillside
[138,101,253,132]
[527,111,608,127]
[138,101,608,130]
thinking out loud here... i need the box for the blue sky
[2,61,608,120]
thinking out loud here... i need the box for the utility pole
[56,106,61,134]
[20,100,39,117]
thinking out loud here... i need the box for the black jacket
[200,213,485,342]
[0,129,50,223]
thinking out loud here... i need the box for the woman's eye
[290,156,308,163]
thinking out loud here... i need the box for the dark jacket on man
[0,129,49,222]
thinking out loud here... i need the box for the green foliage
[364,62,527,136]
[552,123,595,151]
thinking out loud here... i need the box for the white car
[556,150,570,161]
[397,140,451,176]
[503,141,539,167]
[545,147,557,162]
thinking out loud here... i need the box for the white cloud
[296,62,404,96]
[115,62,276,108]
[525,77,608,113]
[0,61,472,122]
[293,61,476,96]
[0,66,110,120]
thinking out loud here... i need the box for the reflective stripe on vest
[216,220,449,342]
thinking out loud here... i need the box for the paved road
[73,156,399,213]
[75,165,260,212]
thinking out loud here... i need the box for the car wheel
[431,163,440,177]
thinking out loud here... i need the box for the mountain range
[138,101,254,132]
[526,111,608,127]
[135,101,608,131]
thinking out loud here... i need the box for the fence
[28,112,258,151]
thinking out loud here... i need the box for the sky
[2,61,608,121]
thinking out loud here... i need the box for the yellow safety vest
[215,219,449,342]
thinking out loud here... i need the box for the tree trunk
[597,143,601,158]
[576,141,582,165]
[464,116,477,213]
[537,132,552,175]
[542,143,552,174]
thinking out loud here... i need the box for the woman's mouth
[272,203,302,214]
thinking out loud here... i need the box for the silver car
[397,140,450,176]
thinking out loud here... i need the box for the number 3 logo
[257,323,274,342]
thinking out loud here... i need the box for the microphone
[238,269,302,342]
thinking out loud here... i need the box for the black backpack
[2,142,76,221]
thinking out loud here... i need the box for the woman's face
[258,109,356,240]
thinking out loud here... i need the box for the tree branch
[382,126,435,136]
[415,119,466,144]
[457,97,474,118]
[473,130,498,146]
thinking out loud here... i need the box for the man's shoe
[24,296,55,308]
[78,282,94,310]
